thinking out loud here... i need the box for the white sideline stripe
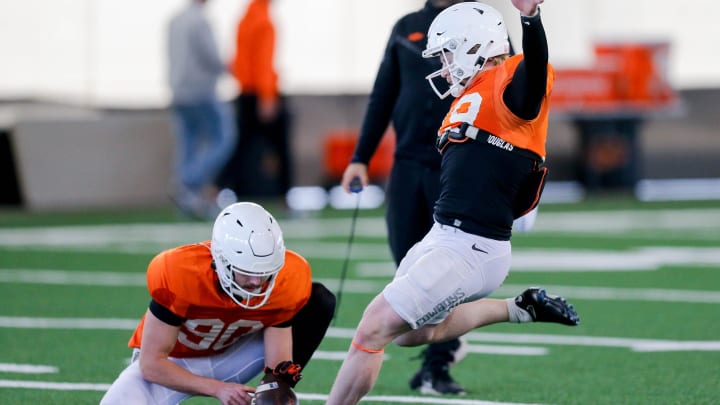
[0,241,394,259]
[323,328,720,353]
[4,236,720,258]
[636,178,720,202]
[312,347,542,360]
[0,380,540,405]
[4,242,720,283]
[0,363,58,374]
[632,342,720,352]
[0,269,146,286]
[312,350,390,361]
[531,209,720,233]
[465,345,548,356]
[2,269,720,304]
[492,284,720,304]
[0,208,719,253]
[0,379,110,391]
[357,246,720,274]
[0,317,139,330]
[358,395,541,405]
[460,332,720,352]
[1,318,718,353]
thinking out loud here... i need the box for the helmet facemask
[214,257,279,309]
[422,2,510,99]
[423,38,487,99]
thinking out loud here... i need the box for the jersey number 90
[178,318,263,352]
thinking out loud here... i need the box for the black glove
[262,361,303,388]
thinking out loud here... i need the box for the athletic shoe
[450,337,469,365]
[515,287,580,326]
[216,187,238,210]
[408,364,466,396]
[168,185,206,221]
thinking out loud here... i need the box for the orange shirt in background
[230,0,278,105]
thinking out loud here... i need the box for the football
[251,372,298,405]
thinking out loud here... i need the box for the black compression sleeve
[148,299,185,326]
[352,26,401,164]
[503,10,549,120]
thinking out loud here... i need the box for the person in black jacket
[340,0,514,395]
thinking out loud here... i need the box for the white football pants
[100,330,264,404]
[383,222,512,329]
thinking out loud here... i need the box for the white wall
[0,0,718,108]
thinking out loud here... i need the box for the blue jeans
[171,99,236,191]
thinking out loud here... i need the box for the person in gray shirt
[167,0,236,218]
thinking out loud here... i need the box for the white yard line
[0,316,139,330]
[356,395,543,405]
[1,268,718,304]
[0,363,58,373]
[1,318,718,353]
[0,208,719,253]
[531,209,720,233]
[492,284,720,304]
[464,345,548,356]
[356,246,720,275]
[324,328,720,352]
[0,269,147,286]
[0,380,110,391]
[460,332,720,352]
[0,380,542,404]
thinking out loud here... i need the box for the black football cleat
[515,287,580,326]
[409,364,466,396]
[409,341,467,396]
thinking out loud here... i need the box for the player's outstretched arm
[138,310,255,404]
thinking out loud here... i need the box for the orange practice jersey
[128,242,311,358]
[437,55,555,158]
[230,0,278,104]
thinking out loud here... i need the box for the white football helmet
[422,2,510,99]
[211,202,286,309]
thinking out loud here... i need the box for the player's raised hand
[511,0,544,17]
